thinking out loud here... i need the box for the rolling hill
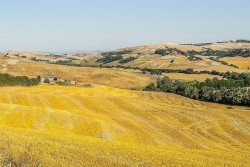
[0,85,249,166]
[1,41,250,74]
[0,58,154,89]
[78,41,250,73]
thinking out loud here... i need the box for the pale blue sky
[0,0,249,52]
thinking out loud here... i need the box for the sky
[0,0,250,52]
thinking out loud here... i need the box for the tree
[37,75,41,82]
[119,57,137,64]
[155,49,167,56]
[44,78,50,83]
[143,83,157,91]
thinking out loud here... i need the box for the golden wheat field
[221,57,250,69]
[0,84,249,166]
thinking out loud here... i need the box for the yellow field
[0,58,154,89]
[221,56,250,69]
[0,85,249,166]
[163,73,223,81]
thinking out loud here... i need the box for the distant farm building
[40,77,45,83]
[64,79,76,85]
[39,76,76,85]
[48,76,58,84]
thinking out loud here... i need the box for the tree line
[186,48,250,58]
[235,39,250,43]
[96,50,133,64]
[144,76,250,106]
[96,55,123,64]
[119,57,137,64]
[155,47,250,58]
[68,60,248,81]
[155,48,186,56]
[140,68,250,80]
[209,57,239,68]
[49,59,249,83]
[0,73,39,86]
[180,39,250,45]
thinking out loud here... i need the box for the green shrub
[119,57,137,64]
[0,73,39,86]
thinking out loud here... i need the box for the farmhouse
[64,79,76,85]
[39,76,76,85]
[40,76,57,83]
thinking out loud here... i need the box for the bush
[155,49,167,56]
[96,55,123,64]
[44,78,50,83]
[155,48,187,56]
[143,83,157,91]
[188,56,202,61]
[235,39,250,43]
[54,60,72,65]
[119,57,137,64]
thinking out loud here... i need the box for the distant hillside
[78,41,250,71]
[0,58,154,89]
[0,51,91,65]
[1,41,250,72]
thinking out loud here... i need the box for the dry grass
[0,127,248,167]
[82,53,247,73]
[205,42,250,50]
[163,73,223,81]
[0,51,86,62]
[80,43,248,73]
[2,42,250,76]
[0,85,249,166]
[221,56,250,69]
[0,58,154,89]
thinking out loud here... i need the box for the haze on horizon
[0,0,250,52]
